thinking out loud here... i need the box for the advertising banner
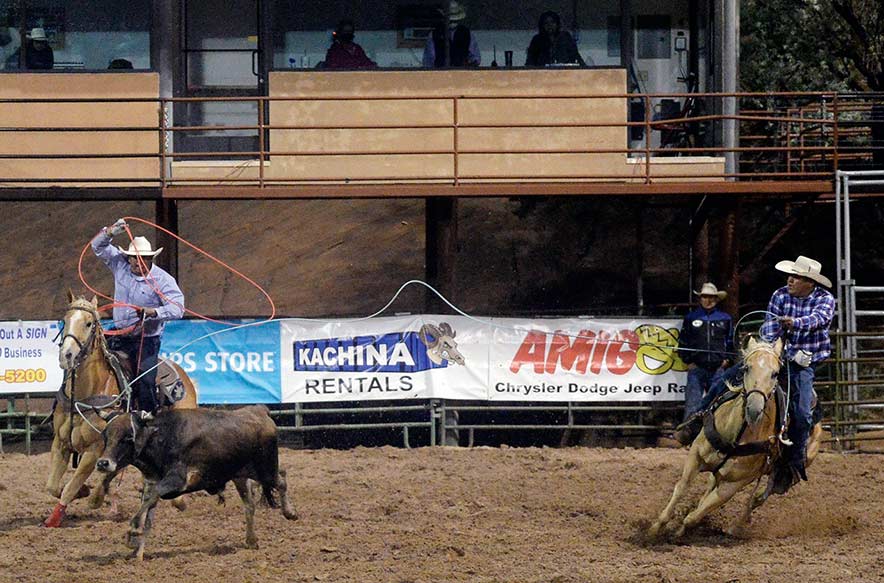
[160,319,281,404]
[0,320,64,394]
[489,318,687,401]
[280,316,687,403]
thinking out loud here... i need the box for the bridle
[738,343,783,409]
[61,302,102,370]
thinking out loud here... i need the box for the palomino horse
[649,336,822,538]
[43,292,198,527]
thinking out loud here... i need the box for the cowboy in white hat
[681,255,835,488]
[91,219,185,413]
[24,27,53,70]
[422,1,480,68]
[675,282,733,432]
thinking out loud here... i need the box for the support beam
[718,198,741,315]
[154,199,179,280]
[425,198,458,312]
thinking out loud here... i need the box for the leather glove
[108,218,128,237]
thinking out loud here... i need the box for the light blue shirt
[92,230,185,337]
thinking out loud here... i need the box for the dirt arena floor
[0,446,882,583]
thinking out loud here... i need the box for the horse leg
[43,443,98,527]
[648,449,701,537]
[234,478,258,549]
[677,475,755,537]
[45,433,71,499]
[728,477,763,537]
[806,423,823,467]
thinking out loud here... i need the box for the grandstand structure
[1,0,882,448]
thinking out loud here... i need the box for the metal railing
[0,91,880,190]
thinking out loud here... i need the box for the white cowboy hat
[775,255,831,288]
[119,236,163,257]
[693,282,727,300]
[27,27,47,41]
[439,1,467,22]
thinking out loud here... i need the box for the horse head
[59,290,102,370]
[740,336,783,425]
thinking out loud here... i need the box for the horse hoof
[673,525,686,538]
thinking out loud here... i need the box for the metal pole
[721,0,739,178]
[25,393,31,455]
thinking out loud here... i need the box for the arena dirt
[0,446,881,583]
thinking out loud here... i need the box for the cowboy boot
[673,412,704,446]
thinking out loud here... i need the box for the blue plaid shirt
[760,286,835,363]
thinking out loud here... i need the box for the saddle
[107,349,187,408]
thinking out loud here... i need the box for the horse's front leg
[678,475,756,537]
[648,446,701,538]
[45,432,71,499]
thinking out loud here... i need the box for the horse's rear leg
[678,475,755,537]
[648,449,701,537]
[728,477,763,537]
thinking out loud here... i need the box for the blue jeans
[108,334,161,412]
[698,360,815,466]
[684,366,725,420]
[784,362,815,466]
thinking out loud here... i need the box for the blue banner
[160,319,281,404]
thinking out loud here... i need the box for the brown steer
[97,405,298,560]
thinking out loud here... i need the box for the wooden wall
[0,73,160,186]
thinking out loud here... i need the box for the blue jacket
[678,306,733,369]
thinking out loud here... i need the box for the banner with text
[280,316,687,403]
[160,319,280,404]
[0,320,64,394]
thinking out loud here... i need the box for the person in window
[525,11,585,67]
[0,26,21,69]
[24,27,53,70]
[323,18,377,70]
[422,1,480,68]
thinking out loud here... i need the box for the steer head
[418,322,465,366]
[96,412,156,474]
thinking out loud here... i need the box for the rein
[59,302,126,434]
[704,345,783,462]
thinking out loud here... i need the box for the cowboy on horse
[675,255,834,490]
[92,218,184,413]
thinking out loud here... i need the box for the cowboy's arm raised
[790,294,835,331]
[91,227,126,269]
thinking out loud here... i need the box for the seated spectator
[422,1,480,68]
[108,58,134,69]
[323,19,377,69]
[24,27,53,70]
[525,11,585,67]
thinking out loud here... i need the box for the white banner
[280,316,687,403]
[0,320,64,394]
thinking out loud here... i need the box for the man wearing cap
[91,218,184,413]
[676,283,733,422]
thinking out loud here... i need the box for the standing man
[92,219,184,413]
[759,255,834,481]
[677,282,733,421]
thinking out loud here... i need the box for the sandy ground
[0,446,882,583]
